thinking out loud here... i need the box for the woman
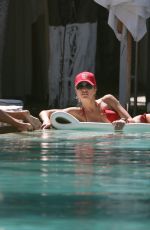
[39,71,132,129]
[0,109,41,132]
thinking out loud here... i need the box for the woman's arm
[39,109,61,129]
[39,107,80,129]
[101,94,132,120]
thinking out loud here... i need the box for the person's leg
[7,110,31,120]
[7,110,41,130]
[0,110,33,131]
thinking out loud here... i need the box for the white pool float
[50,111,150,133]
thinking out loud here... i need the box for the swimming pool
[0,129,150,230]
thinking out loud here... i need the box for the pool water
[0,129,150,230]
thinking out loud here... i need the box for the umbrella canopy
[94,0,150,41]
[94,0,150,111]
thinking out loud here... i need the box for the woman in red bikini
[39,71,132,129]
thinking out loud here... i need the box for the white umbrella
[94,0,150,110]
[94,0,150,41]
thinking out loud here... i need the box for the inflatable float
[50,111,150,133]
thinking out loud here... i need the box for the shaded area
[0,192,150,220]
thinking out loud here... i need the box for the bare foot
[21,111,41,130]
[28,115,41,130]
[16,122,33,132]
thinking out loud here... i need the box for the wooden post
[119,25,132,110]
[133,42,139,115]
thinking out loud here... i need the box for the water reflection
[0,130,150,229]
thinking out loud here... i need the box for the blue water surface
[0,129,150,230]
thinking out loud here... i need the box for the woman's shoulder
[63,107,81,116]
[96,94,119,110]
[100,94,119,108]
[63,107,83,121]
[96,94,114,102]
[96,97,108,107]
[101,94,117,101]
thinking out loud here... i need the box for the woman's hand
[41,121,51,129]
[112,119,126,130]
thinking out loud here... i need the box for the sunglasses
[76,82,94,90]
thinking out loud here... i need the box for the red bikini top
[103,109,120,122]
[81,103,120,122]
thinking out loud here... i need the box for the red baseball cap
[74,71,96,87]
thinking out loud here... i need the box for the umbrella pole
[119,26,132,111]
[133,42,139,116]
[127,31,132,111]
